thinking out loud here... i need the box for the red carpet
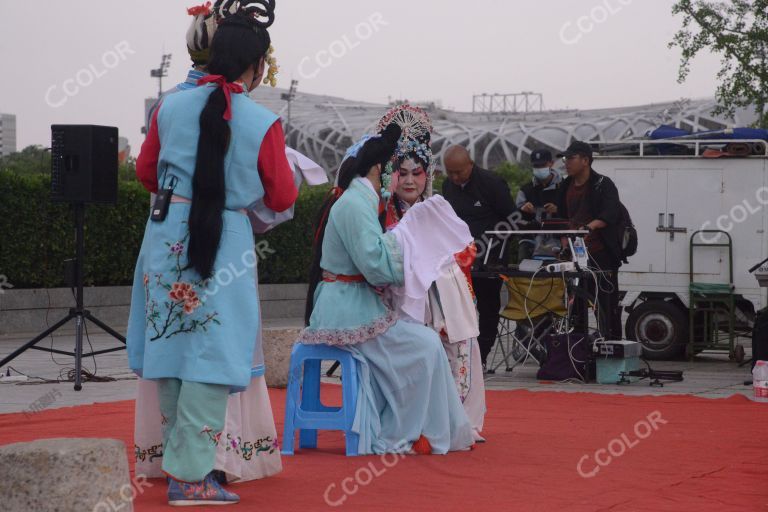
[2,387,767,511]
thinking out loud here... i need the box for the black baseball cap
[530,149,552,166]
[557,141,593,159]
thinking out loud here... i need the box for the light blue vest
[156,85,278,209]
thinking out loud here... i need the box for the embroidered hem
[297,309,399,346]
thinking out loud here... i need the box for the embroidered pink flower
[143,273,149,287]
[170,241,185,255]
[169,282,193,302]
[183,292,201,315]
[459,366,467,376]
[169,282,202,314]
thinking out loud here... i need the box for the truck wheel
[625,301,688,360]
[734,344,745,363]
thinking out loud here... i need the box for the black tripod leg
[84,312,126,344]
[738,358,752,368]
[0,313,74,367]
[74,314,84,391]
[326,361,340,377]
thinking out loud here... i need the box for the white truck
[595,139,768,360]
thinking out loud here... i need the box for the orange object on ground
[411,435,432,455]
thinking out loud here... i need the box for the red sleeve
[136,106,161,194]
[257,121,298,212]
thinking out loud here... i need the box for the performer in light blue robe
[127,8,297,506]
[298,125,475,455]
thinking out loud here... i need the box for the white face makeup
[394,158,427,205]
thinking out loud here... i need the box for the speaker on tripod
[0,125,126,390]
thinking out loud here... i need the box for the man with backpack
[557,141,628,340]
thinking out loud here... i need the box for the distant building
[0,114,17,156]
[118,137,131,165]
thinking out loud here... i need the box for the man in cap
[516,148,562,260]
[557,141,623,339]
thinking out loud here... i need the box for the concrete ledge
[0,284,308,336]
[0,438,134,512]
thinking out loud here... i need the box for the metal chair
[488,274,568,373]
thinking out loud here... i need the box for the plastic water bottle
[571,236,589,268]
[753,361,768,403]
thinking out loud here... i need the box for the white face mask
[533,167,551,180]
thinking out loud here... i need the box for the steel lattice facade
[250,88,756,175]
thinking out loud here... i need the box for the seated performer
[380,105,486,441]
[298,123,475,455]
[133,0,286,487]
[127,5,297,506]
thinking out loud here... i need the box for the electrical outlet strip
[546,261,576,273]
[0,375,28,383]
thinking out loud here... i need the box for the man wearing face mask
[515,149,562,260]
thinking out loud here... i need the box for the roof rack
[592,139,768,158]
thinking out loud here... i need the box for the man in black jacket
[442,145,517,369]
[557,141,623,339]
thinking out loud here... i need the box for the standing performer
[380,105,486,441]
[128,4,297,506]
[144,0,278,130]
[299,120,475,456]
[134,0,287,487]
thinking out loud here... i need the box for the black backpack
[617,202,638,263]
[595,176,638,264]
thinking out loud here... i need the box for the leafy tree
[432,160,530,197]
[669,0,768,127]
[0,145,51,176]
[494,161,531,198]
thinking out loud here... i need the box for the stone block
[0,438,139,512]
[263,328,301,388]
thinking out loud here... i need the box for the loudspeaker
[51,125,118,204]
[752,308,768,371]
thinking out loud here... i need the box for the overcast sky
[0,0,722,153]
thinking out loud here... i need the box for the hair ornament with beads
[376,104,436,199]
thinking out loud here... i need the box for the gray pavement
[0,321,758,415]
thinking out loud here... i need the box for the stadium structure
[249,87,758,176]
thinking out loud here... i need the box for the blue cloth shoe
[167,472,240,506]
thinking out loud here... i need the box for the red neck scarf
[196,75,244,121]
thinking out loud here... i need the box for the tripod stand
[0,203,126,390]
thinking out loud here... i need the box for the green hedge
[257,185,329,283]
[0,171,329,288]
[1,157,533,288]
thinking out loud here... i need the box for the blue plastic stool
[282,343,359,456]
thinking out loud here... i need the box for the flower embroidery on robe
[454,340,471,402]
[169,282,202,314]
[197,428,278,460]
[134,443,164,462]
[201,425,223,446]
[145,232,220,341]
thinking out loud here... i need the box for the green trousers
[156,378,230,482]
